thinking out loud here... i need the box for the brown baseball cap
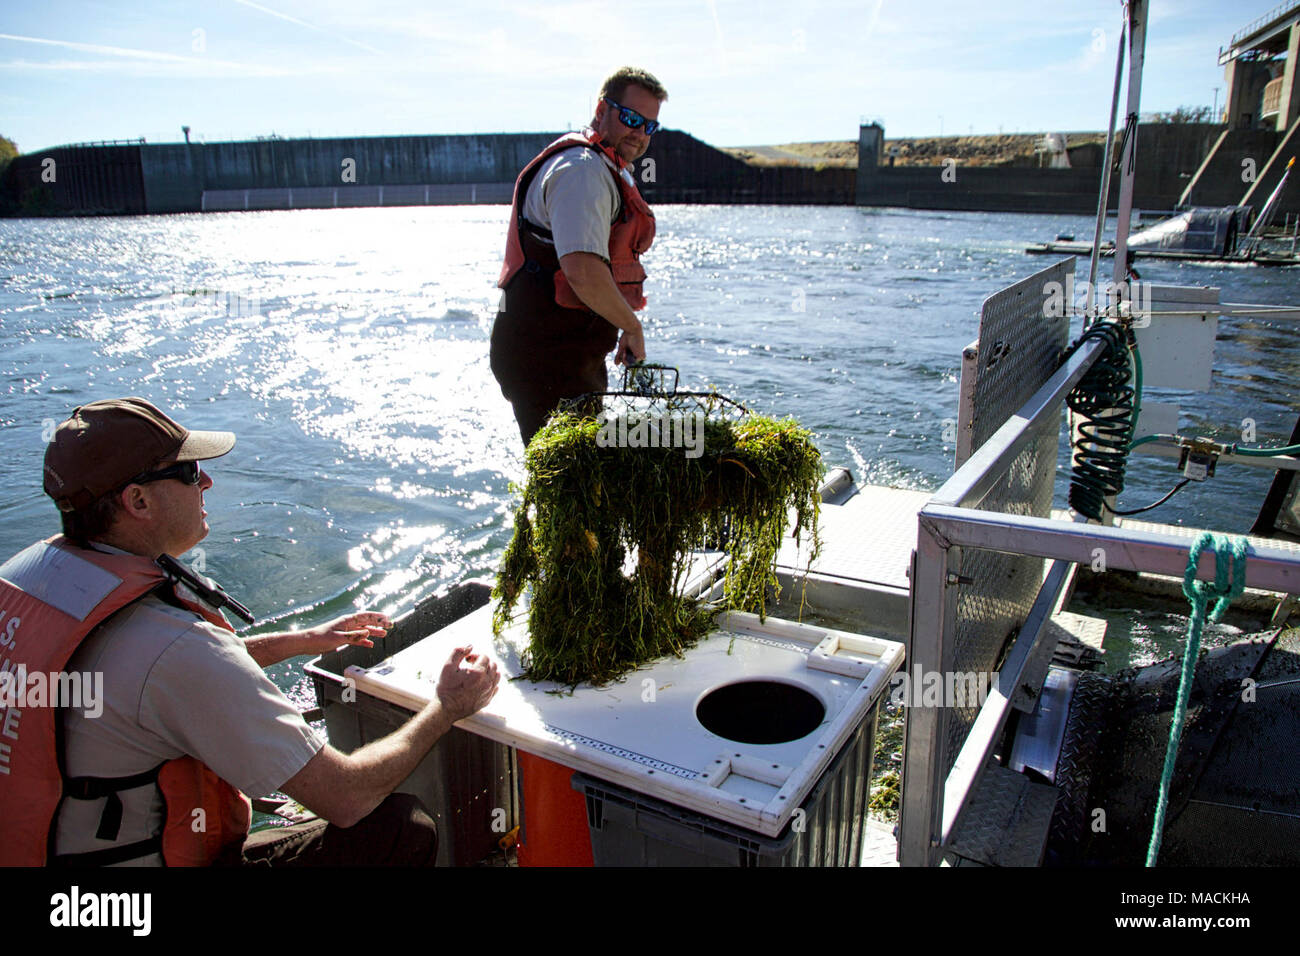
[43,397,236,512]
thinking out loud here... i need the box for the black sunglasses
[128,460,202,487]
[603,97,661,136]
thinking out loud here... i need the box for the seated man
[0,397,499,866]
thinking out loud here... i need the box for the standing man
[0,397,499,866]
[491,66,667,445]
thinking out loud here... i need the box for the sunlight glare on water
[2,204,1297,659]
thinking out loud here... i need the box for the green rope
[1145,532,1250,866]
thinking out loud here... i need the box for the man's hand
[559,251,648,364]
[303,612,392,652]
[242,611,392,667]
[615,326,645,366]
[282,642,498,828]
[435,645,500,722]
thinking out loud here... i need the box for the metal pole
[941,559,1074,845]
[1087,7,1129,316]
[1112,0,1148,295]
[899,522,957,866]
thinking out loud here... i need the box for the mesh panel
[943,259,1072,775]
[945,419,1059,768]
[969,260,1071,453]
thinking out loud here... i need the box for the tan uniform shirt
[522,145,621,261]
[54,577,322,865]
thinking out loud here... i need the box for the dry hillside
[724,132,1108,169]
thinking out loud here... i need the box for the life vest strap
[63,765,163,800]
[63,764,165,845]
[50,835,164,868]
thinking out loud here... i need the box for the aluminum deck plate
[858,819,899,867]
[345,606,903,838]
[775,484,932,591]
[947,763,1058,867]
[1117,516,1300,559]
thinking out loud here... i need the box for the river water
[2,205,1297,692]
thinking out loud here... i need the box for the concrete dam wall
[10,122,1282,218]
[2,130,856,216]
[143,132,556,213]
[855,122,1300,217]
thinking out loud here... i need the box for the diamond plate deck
[775,484,931,590]
[1050,611,1108,650]
[947,763,1059,867]
[859,819,899,867]
[1117,516,1300,557]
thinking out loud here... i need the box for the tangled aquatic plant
[492,408,822,686]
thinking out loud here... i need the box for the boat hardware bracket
[1177,437,1222,481]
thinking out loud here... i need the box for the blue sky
[0,0,1287,152]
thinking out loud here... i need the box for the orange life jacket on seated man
[0,536,251,866]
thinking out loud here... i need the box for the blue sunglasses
[603,97,661,136]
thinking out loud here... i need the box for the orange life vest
[0,536,252,866]
[498,129,656,312]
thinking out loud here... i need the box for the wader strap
[520,215,553,242]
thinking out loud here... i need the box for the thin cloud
[231,0,385,55]
[0,32,198,63]
[0,57,315,79]
[0,32,331,78]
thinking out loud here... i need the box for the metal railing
[898,336,1300,867]
[1229,1,1300,48]
[43,138,147,151]
[1220,1,1300,62]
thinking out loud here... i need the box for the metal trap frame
[561,363,749,420]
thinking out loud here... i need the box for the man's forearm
[283,697,459,828]
[342,699,458,809]
[242,631,315,668]
[281,644,497,827]
[560,251,642,334]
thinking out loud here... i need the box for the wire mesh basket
[559,362,749,421]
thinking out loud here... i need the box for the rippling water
[2,205,1298,689]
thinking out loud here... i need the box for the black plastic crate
[306,582,519,867]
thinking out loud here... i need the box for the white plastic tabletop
[347,603,903,837]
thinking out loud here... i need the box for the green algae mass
[492,410,822,686]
